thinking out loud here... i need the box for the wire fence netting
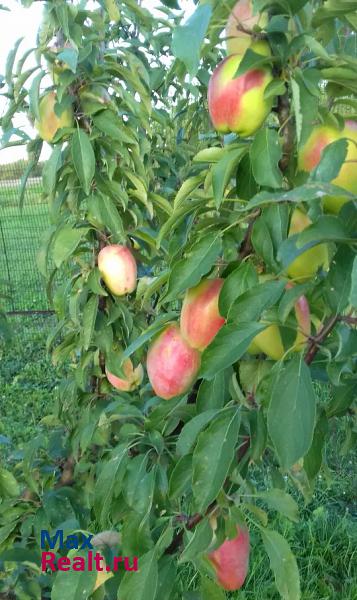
[0,160,50,312]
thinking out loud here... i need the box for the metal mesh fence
[0,161,50,312]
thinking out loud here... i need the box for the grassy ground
[0,315,59,451]
[0,181,50,311]
[1,317,356,599]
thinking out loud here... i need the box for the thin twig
[304,315,339,365]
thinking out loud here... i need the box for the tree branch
[304,315,339,365]
[238,211,260,259]
[278,90,295,173]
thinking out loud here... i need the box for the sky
[0,0,195,164]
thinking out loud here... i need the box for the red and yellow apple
[285,208,329,281]
[98,245,137,296]
[35,91,73,142]
[106,358,143,392]
[146,324,201,400]
[226,0,268,56]
[298,121,357,214]
[208,524,250,591]
[208,54,273,137]
[180,278,225,351]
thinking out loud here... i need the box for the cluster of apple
[207,1,357,217]
[100,242,312,404]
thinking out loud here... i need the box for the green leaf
[200,576,226,600]
[99,194,126,242]
[0,522,17,547]
[124,457,156,516]
[350,257,357,308]
[57,47,78,73]
[165,235,222,303]
[177,410,220,456]
[172,4,212,76]
[123,312,178,359]
[252,205,289,271]
[264,79,286,100]
[29,70,46,121]
[310,139,348,183]
[192,409,241,512]
[262,529,301,600]
[212,147,246,208]
[81,295,98,351]
[51,550,97,600]
[42,146,62,195]
[173,175,205,210]
[291,78,302,144]
[169,455,192,499]
[179,519,213,563]
[247,182,354,210]
[235,49,272,78]
[251,128,283,189]
[228,280,286,323]
[52,226,89,269]
[268,356,316,471]
[5,37,23,85]
[327,384,356,418]
[94,444,128,526]
[71,128,95,195]
[94,111,137,144]
[156,556,177,600]
[196,369,231,412]
[118,548,158,600]
[219,262,258,317]
[296,216,355,246]
[0,468,20,497]
[200,322,267,380]
[304,413,329,480]
[324,246,355,312]
[256,489,299,522]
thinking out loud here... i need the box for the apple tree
[0,0,356,599]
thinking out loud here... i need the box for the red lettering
[113,556,123,571]
[94,552,104,571]
[41,551,56,572]
[72,556,85,571]
[124,556,138,572]
[57,556,71,571]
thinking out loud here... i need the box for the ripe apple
[180,278,225,351]
[208,54,273,137]
[286,208,329,282]
[208,524,250,591]
[106,358,143,392]
[298,121,357,214]
[226,0,268,56]
[35,91,73,142]
[146,324,201,400]
[98,245,137,296]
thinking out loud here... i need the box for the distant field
[0,179,50,311]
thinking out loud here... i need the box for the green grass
[1,318,356,599]
[0,182,50,311]
[0,315,59,453]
